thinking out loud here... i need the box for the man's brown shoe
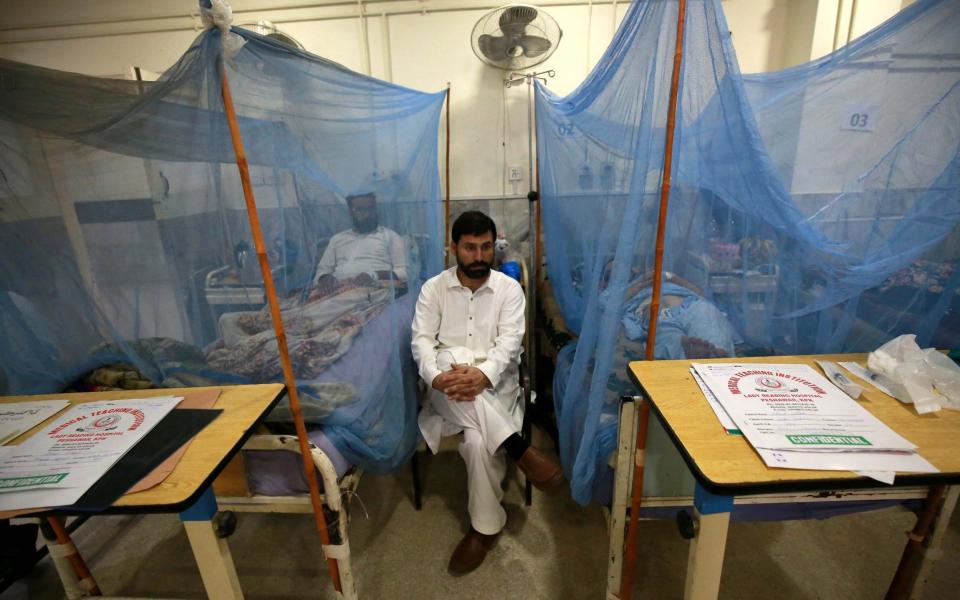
[516,446,565,491]
[447,528,497,576]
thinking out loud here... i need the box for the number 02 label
[841,104,878,132]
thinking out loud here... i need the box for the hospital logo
[754,376,798,393]
[78,415,121,432]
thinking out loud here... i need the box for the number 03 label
[841,104,878,132]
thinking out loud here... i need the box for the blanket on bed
[207,284,392,380]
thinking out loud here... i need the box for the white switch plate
[508,166,523,182]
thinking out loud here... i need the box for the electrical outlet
[508,166,523,182]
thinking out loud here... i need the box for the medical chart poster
[0,397,181,496]
[691,363,917,452]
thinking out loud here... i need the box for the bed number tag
[841,104,877,133]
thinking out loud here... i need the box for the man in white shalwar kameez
[411,211,564,575]
[314,192,407,293]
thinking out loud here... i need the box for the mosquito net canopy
[0,25,446,472]
[537,0,960,503]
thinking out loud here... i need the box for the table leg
[607,398,640,598]
[180,487,244,599]
[909,485,959,599]
[684,483,733,600]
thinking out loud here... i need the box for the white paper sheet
[0,485,90,511]
[0,397,181,510]
[0,400,71,445]
[692,363,917,452]
[690,368,741,434]
[755,447,938,475]
[854,471,896,484]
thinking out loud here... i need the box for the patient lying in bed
[551,271,740,503]
[619,273,737,360]
[201,195,420,481]
[208,192,410,381]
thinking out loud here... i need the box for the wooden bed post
[620,1,688,598]
[44,516,102,596]
[218,58,343,593]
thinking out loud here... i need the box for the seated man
[314,192,408,294]
[411,211,564,576]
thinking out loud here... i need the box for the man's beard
[354,218,377,233]
[457,258,492,280]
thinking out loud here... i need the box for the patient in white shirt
[314,192,407,294]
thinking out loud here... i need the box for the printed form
[0,397,181,511]
[690,363,937,480]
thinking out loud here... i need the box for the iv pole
[505,68,554,403]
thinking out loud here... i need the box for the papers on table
[690,369,740,435]
[0,400,71,445]
[692,363,915,452]
[691,363,937,483]
[0,397,181,511]
[754,448,937,474]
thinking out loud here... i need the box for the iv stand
[504,68,554,417]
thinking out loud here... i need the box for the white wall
[806,0,915,59]
[0,0,915,199]
[849,0,914,39]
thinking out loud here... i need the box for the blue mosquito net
[537,0,960,504]
[0,26,446,472]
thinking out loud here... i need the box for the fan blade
[499,6,538,31]
[520,35,552,58]
[478,34,510,62]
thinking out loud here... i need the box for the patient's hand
[443,365,491,402]
[352,272,377,287]
[316,274,338,296]
[681,336,728,359]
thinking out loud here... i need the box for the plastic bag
[867,334,960,414]
[923,349,960,409]
[199,0,246,58]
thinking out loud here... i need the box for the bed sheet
[245,291,418,493]
[245,428,351,496]
[263,290,418,424]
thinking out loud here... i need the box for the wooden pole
[219,59,342,593]
[620,1,688,598]
[46,516,101,596]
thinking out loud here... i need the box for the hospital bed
[213,432,362,598]
[57,234,429,600]
[535,276,931,595]
[202,238,426,600]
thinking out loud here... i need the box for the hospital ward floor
[5,442,960,600]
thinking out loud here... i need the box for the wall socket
[508,166,523,182]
